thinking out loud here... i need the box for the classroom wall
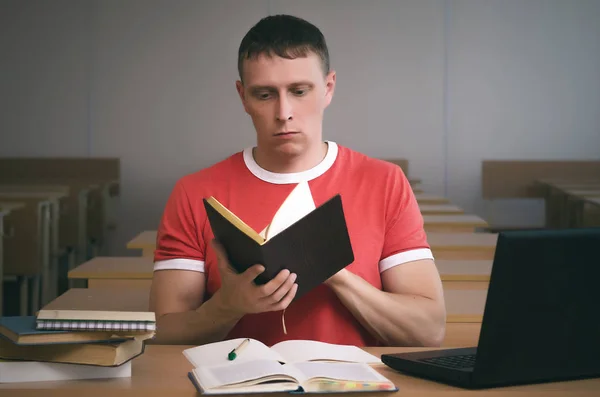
[2,0,600,255]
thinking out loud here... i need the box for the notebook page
[291,362,391,382]
[271,340,382,364]
[194,359,299,390]
[183,338,285,368]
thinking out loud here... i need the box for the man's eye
[257,92,271,100]
[294,89,307,96]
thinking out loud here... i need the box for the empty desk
[69,256,154,289]
[428,232,498,260]
[415,193,450,205]
[423,214,488,233]
[436,259,492,290]
[0,201,26,316]
[127,231,158,257]
[419,204,464,215]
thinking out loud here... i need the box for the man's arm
[149,270,242,345]
[325,259,446,347]
[149,241,298,345]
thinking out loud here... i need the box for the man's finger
[259,269,290,296]
[241,264,266,282]
[265,272,297,304]
[273,283,298,311]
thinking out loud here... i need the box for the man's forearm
[153,291,242,345]
[327,270,446,347]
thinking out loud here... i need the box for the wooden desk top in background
[127,231,157,250]
[419,204,464,215]
[69,256,154,280]
[0,191,68,200]
[2,345,598,396]
[0,184,71,195]
[414,193,450,205]
[0,201,26,216]
[435,260,492,281]
[586,197,600,207]
[565,189,600,198]
[423,214,488,227]
[427,232,498,249]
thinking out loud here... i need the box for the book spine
[36,320,156,332]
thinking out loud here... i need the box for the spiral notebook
[36,288,156,333]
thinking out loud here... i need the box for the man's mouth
[274,131,299,136]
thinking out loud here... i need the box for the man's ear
[236,80,250,113]
[323,70,336,109]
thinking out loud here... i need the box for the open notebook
[184,338,397,394]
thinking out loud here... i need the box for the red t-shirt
[154,142,432,346]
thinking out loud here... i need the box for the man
[149,14,446,347]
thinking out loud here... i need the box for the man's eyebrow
[248,82,314,91]
[289,81,314,88]
[248,85,276,92]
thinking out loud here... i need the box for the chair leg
[19,276,29,316]
[31,275,41,314]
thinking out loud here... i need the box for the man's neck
[253,142,328,174]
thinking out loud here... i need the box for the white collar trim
[243,141,338,184]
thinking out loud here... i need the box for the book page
[291,362,391,382]
[183,338,285,368]
[264,181,316,240]
[271,340,382,364]
[193,359,299,390]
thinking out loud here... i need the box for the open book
[184,338,396,394]
[203,182,355,301]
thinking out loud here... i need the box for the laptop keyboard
[420,354,476,369]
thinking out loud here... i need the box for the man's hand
[211,239,298,316]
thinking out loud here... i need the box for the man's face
[236,52,335,158]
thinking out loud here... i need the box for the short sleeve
[153,179,206,272]
[378,167,433,273]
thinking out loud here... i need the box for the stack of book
[0,288,155,383]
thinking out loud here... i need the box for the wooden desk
[0,201,26,316]
[445,289,486,323]
[587,197,600,208]
[436,260,491,290]
[127,231,157,257]
[69,256,154,289]
[0,186,69,290]
[423,215,488,233]
[428,232,498,260]
[0,189,68,306]
[562,189,600,227]
[419,204,464,215]
[536,179,600,228]
[415,193,450,205]
[2,345,598,396]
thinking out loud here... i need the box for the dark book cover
[203,194,354,300]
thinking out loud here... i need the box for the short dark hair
[237,14,330,82]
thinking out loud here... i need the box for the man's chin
[271,140,305,157]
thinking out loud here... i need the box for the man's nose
[275,96,293,121]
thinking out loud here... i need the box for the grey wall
[2,0,600,255]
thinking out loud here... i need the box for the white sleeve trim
[379,248,434,273]
[153,258,205,272]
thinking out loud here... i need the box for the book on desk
[0,315,148,383]
[0,287,156,383]
[184,338,397,394]
[203,181,355,301]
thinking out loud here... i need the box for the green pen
[228,338,250,361]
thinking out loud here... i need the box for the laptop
[381,227,600,389]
